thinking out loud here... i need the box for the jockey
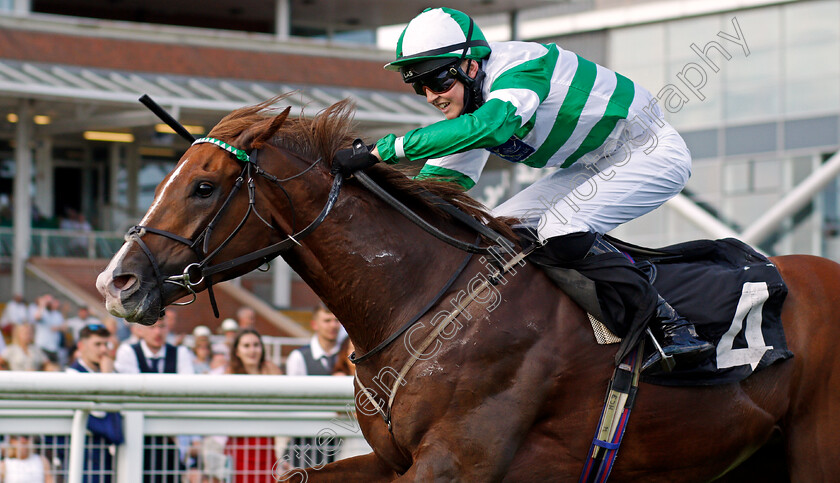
[332,7,714,371]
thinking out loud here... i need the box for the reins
[354,171,514,255]
[134,95,518,321]
[134,93,532,436]
[124,118,337,317]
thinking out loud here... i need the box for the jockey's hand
[332,139,379,178]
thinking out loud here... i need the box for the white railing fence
[0,372,363,483]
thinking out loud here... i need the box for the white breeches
[492,122,691,240]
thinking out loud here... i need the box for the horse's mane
[208,95,517,242]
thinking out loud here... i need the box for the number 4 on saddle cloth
[537,236,792,386]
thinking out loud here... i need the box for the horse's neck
[281,189,479,355]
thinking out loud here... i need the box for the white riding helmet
[384,7,491,74]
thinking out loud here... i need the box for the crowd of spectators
[0,295,362,482]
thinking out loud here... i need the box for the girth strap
[579,342,645,483]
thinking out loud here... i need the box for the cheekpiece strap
[193,137,250,163]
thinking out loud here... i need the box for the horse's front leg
[393,402,538,482]
[276,451,398,482]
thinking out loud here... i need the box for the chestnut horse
[97,98,840,481]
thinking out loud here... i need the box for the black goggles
[411,66,459,96]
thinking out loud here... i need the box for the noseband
[124,137,341,318]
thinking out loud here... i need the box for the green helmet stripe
[386,7,491,72]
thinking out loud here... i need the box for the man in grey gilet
[284,305,343,468]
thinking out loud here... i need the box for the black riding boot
[642,296,715,373]
[589,235,715,372]
[532,232,714,372]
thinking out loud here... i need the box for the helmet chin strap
[454,18,486,115]
[457,62,485,115]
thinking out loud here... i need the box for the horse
[96,97,840,481]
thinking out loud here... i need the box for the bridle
[124,136,340,318]
[129,94,520,331]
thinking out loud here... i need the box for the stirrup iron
[644,327,676,373]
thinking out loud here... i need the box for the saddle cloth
[543,237,793,386]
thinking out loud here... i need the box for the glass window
[724,50,781,122]
[784,0,840,47]
[686,159,722,203]
[724,193,781,229]
[665,16,724,64]
[723,159,751,194]
[791,155,815,185]
[754,158,781,192]
[663,16,727,128]
[783,1,840,115]
[715,9,781,122]
[608,24,666,91]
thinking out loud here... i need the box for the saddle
[539,236,793,386]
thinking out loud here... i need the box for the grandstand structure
[1,0,839,332]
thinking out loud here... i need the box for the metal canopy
[31,0,560,34]
[0,59,441,130]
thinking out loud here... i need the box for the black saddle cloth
[606,236,792,386]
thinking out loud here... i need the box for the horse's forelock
[207,95,357,165]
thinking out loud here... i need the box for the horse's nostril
[113,274,136,291]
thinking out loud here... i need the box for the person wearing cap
[190,325,214,374]
[66,323,124,481]
[212,318,239,359]
[332,7,713,372]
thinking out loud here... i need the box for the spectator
[0,435,54,483]
[32,295,64,365]
[65,306,101,343]
[125,323,142,345]
[114,319,194,374]
[161,310,184,346]
[212,319,239,360]
[101,318,123,359]
[1,323,54,371]
[226,329,281,376]
[66,323,123,483]
[284,305,342,468]
[285,306,341,377]
[235,307,257,331]
[190,326,214,375]
[107,316,132,343]
[114,320,193,482]
[60,207,92,256]
[1,294,32,331]
[225,329,281,483]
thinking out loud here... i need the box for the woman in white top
[0,435,54,483]
[1,323,53,371]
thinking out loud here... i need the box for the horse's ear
[247,107,292,151]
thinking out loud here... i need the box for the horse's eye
[195,182,214,198]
